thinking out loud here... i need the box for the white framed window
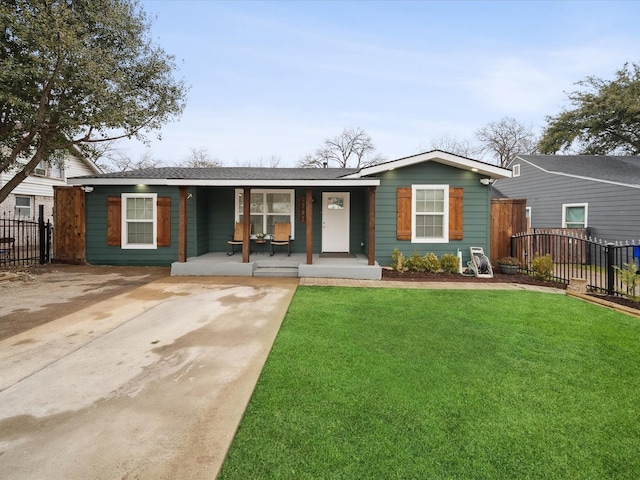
[15,195,32,218]
[121,193,157,249]
[525,206,532,230]
[412,185,449,243]
[562,203,588,229]
[512,164,521,177]
[235,189,295,239]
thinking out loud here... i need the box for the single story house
[67,150,511,279]
[494,155,640,242]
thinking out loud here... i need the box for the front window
[412,185,449,243]
[15,195,32,218]
[235,189,295,238]
[563,203,587,229]
[122,193,157,249]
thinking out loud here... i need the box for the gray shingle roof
[73,167,360,180]
[518,155,640,186]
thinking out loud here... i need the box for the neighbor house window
[121,193,157,248]
[412,185,449,243]
[562,203,587,229]
[235,189,295,238]
[15,195,32,218]
[525,206,532,230]
[512,164,521,177]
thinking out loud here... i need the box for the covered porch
[171,252,382,280]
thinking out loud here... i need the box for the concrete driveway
[0,268,298,479]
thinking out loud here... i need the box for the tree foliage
[539,63,640,155]
[297,127,385,168]
[475,116,538,168]
[0,0,187,202]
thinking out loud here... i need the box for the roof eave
[67,178,381,187]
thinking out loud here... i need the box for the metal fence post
[38,205,45,265]
[607,243,616,295]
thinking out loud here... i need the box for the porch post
[368,186,376,266]
[178,186,188,262]
[306,187,313,264]
[242,186,251,263]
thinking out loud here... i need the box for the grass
[218,288,640,479]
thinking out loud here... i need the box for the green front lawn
[219,288,640,479]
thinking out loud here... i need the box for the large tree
[475,116,538,167]
[297,127,385,168]
[539,63,640,155]
[0,0,187,202]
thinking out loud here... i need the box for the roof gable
[345,150,511,179]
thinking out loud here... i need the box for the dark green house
[68,150,510,279]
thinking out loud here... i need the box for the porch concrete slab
[171,252,382,280]
[0,276,298,480]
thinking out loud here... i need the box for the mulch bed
[381,269,640,313]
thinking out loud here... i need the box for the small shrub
[531,254,553,280]
[440,253,459,274]
[423,252,441,273]
[614,262,640,302]
[498,256,520,266]
[405,251,426,272]
[390,248,405,272]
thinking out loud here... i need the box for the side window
[15,195,32,218]
[562,203,587,229]
[525,206,532,230]
[122,193,157,249]
[107,195,170,248]
[512,164,521,177]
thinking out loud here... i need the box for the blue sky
[127,0,640,166]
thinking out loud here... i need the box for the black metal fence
[511,229,640,297]
[0,205,52,267]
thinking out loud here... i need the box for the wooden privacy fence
[53,186,86,264]
[490,198,526,264]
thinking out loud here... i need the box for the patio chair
[227,222,250,256]
[269,223,291,256]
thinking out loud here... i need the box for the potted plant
[498,256,520,275]
[255,233,265,242]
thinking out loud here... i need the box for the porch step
[253,266,299,278]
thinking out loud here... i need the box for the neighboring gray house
[494,155,640,241]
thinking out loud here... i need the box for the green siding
[374,163,491,267]
[85,185,185,266]
[202,187,366,254]
[84,163,491,267]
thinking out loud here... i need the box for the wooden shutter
[157,197,171,247]
[396,187,412,240]
[449,187,463,241]
[107,197,121,246]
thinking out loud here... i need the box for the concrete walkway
[301,277,566,294]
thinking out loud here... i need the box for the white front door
[322,192,350,252]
